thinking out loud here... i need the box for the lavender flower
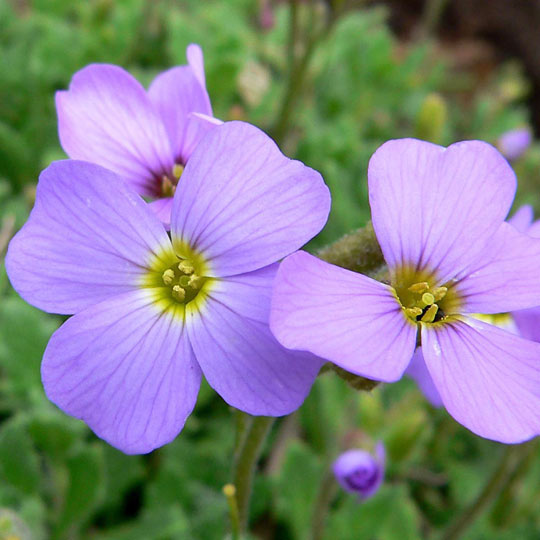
[333,442,385,500]
[56,44,214,226]
[271,138,540,443]
[497,128,532,161]
[6,121,330,454]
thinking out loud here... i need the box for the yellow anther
[404,307,423,319]
[188,274,204,289]
[408,282,430,294]
[162,269,175,285]
[172,285,186,302]
[178,260,194,275]
[420,304,438,323]
[422,292,435,306]
[432,286,447,301]
[161,175,175,197]
[173,163,184,179]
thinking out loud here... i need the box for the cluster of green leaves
[1,0,539,538]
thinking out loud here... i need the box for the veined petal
[507,204,533,233]
[148,45,213,164]
[186,265,322,416]
[422,318,540,443]
[171,121,331,277]
[270,252,417,382]
[56,64,173,196]
[404,348,443,407]
[457,222,540,313]
[148,197,174,230]
[368,139,516,284]
[42,290,201,454]
[512,306,540,342]
[6,161,172,314]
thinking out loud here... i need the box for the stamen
[172,285,186,302]
[408,282,429,293]
[432,286,447,301]
[161,175,175,197]
[179,275,191,288]
[162,269,175,285]
[421,292,435,306]
[173,164,184,179]
[405,307,423,319]
[420,304,438,323]
[188,274,203,289]
[178,260,194,275]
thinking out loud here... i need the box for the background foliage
[0,0,539,538]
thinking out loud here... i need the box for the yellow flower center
[160,163,184,198]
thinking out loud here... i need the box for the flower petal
[6,161,172,314]
[187,264,322,416]
[56,64,173,195]
[148,45,213,164]
[405,348,443,407]
[456,222,540,313]
[368,139,516,284]
[148,197,174,230]
[507,204,533,233]
[270,252,417,382]
[422,317,540,443]
[171,121,331,277]
[512,307,540,342]
[42,290,201,454]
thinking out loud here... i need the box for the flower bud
[332,442,385,499]
[497,128,531,161]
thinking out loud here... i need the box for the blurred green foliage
[0,0,539,538]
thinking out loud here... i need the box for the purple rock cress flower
[6,121,330,454]
[270,138,540,443]
[408,204,540,408]
[333,442,385,500]
[56,44,214,226]
[497,128,532,161]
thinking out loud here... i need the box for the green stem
[441,444,527,540]
[233,414,275,533]
[310,466,338,540]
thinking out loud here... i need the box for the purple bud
[332,442,385,500]
[497,128,532,161]
[258,0,275,30]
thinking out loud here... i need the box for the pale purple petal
[369,139,516,284]
[148,46,213,164]
[512,307,540,342]
[405,348,443,407]
[6,161,172,315]
[422,317,540,443]
[187,265,323,416]
[56,64,173,196]
[498,128,531,161]
[171,122,331,277]
[148,197,173,230]
[270,252,417,382]
[527,220,540,238]
[456,222,540,313]
[42,290,201,454]
[507,204,533,233]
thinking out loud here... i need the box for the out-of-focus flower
[333,442,385,500]
[271,138,540,443]
[497,128,532,161]
[6,121,330,454]
[56,44,215,226]
[258,0,275,30]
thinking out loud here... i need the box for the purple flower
[333,442,385,500]
[271,138,540,443]
[6,121,330,454]
[497,128,532,161]
[56,44,215,227]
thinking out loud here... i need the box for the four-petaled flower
[6,121,330,454]
[270,138,540,443]
[56,44,216,226]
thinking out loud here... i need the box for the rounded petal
[171,121,331,277]
[422,317,540,443]
[457,222,540,313]
[507,204,533,233]
[148,49,213,164]
[186,44,207,88]
[405,348,443,407]
[368,139,516,284]
[512,307,540,342]
[6,161,172,314]
[333,448,384,498]
[187,265,323,416]
[270,252,417,382]
[42,291,201,454]
[56,64,173,195]
[527,220,540,238]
